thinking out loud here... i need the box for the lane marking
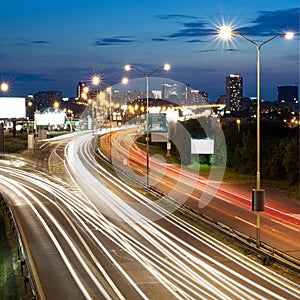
[271,219,300,232]
[235,216,256,227]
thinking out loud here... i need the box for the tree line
[167,118,299,186]
[223,120,299,185]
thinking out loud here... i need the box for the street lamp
[218,26,294,247]
[0,82,9,158]
[0,82,9,92]
[106,86,113,162]
[124,63,171,187]
[91,76,101,130]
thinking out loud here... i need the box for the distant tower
[226,74,243,113]
[162,83,178,101]
[277,85,298,105]
[77,81,87,99]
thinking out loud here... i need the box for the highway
[102,127,300,259]
[0,131,299,299]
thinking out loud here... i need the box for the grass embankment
[0,196,34,299]
[0,213,19,299]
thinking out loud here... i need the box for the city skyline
[0,1,299,102]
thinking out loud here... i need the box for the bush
[4,138,27,153]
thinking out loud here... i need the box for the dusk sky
[0,1,299,102]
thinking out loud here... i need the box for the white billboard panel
[35,112,65,126]
[191,138,214,154]
[0,97,26,119]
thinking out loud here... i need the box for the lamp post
[218,26,294,247]
[124,63,171,187]
[106,86,113,162]
[0,82,9,158]
[91,75,101,130]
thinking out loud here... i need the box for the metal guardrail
[0,193,38,299]
[180,203,300,274]
[95,146,300,275]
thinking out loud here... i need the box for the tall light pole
[91,75,101,130]
[106,86,113,163]
[124,63,171,187]
[218,26,294,247]
[0,82,9,158]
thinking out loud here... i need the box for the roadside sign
[149,113,167,132]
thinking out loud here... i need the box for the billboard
[0,97,26,119]
[191,138,214,154]
[35,111,65,126]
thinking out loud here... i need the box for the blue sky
[0,0,299,101]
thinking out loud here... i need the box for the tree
[283,137,299,185]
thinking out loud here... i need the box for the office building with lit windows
[162,83,178,101]
[225,74,243,113]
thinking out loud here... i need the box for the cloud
[152,38,168,42]
[32,40,51,44]
[13,73,53,83]
[224,49,240,52]
[238,8,300,36]
[94,36,136,46]
[186,39,205,43]
[17,40,52,46]
[195,49,218,53]
[168,27,213,39]
[156,14,197,20]
[154,8,299,42]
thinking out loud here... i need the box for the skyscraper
[226,74,243,113]
[162,83,178,101]
[77,81,87,99]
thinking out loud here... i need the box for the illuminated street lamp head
[163,63,171,71]
[124,64,132,71]
[284,31,294,40]
[83,86,89,93]
[122,77,129,85]
[53,101,59,110]
[92,75,100,86]
[0,82,9,92]
[218,25,234,40]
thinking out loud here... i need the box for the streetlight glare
[163,63,171,71]
[82,86,89,93]
[124,64,132,71]
[0,82,9,92]
[218,25,233,40]
[284,31,294,40]
[92,75,100,86]
[122,77,129,85]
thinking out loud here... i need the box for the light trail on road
[65,131,300,299]
[103,128,300,256]
[0,130,299,299]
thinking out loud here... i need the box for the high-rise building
[162,83,178,101]
[225,74,243,113]
[179,83,208,105]
[34,91,62,110]
[277,85,298,105]
[77,81,88,99]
